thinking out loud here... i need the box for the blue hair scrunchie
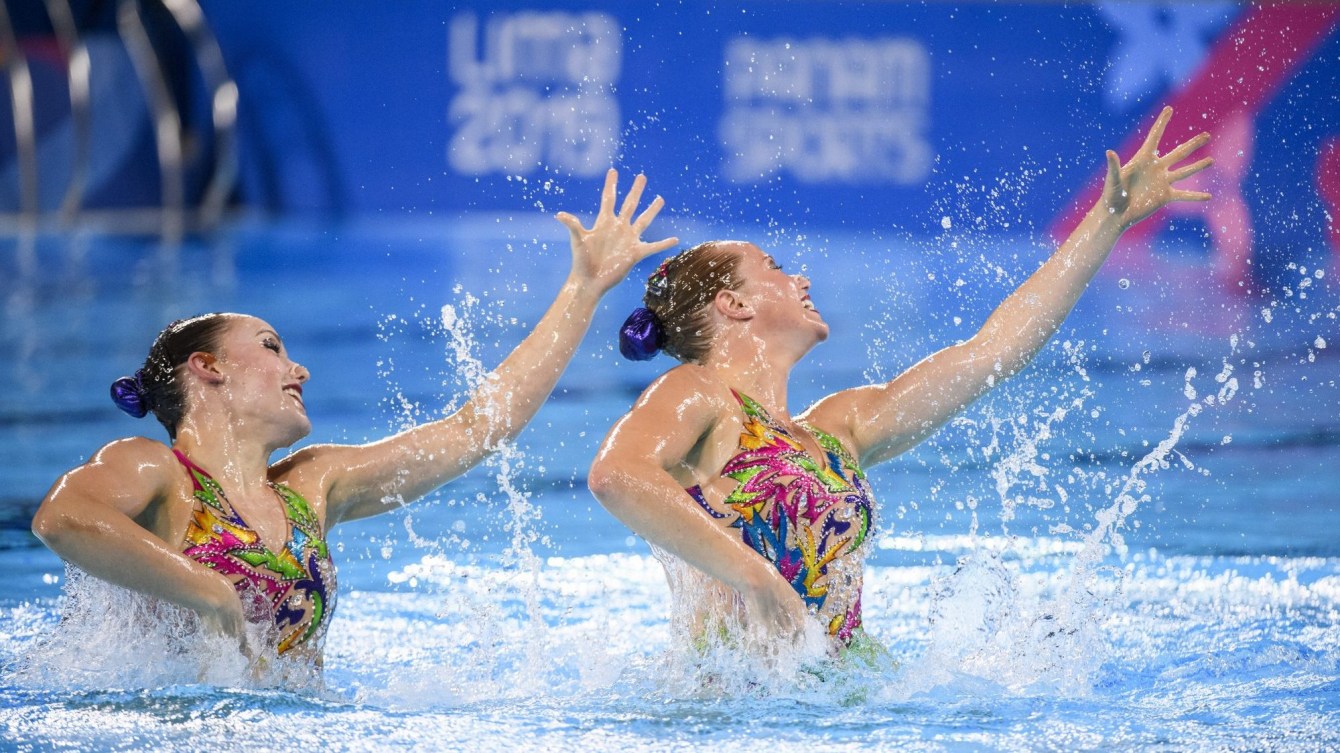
[110,370,151,418]
[619,307,664,361]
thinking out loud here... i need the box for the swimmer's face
[731,242,829,345]
[211,315,312,446]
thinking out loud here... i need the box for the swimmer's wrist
[1085,201,1129,237]
[561,273,606,304]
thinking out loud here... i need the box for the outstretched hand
[556,169,679,295]
[1101,106,1214,230]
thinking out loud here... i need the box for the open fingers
[632,194,665,232]
[1140,105,1174,155]
[1171,189,1212,202]
[1104,150,1124,194]
[597,168,619,218]
[1163,132,1211,165]
[619,173,648,220]
[640,236,680,258]
[1169,156,1214,183]
[627,236,680,265]
[554,211,586,244]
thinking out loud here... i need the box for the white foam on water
[4,569,317,691]
[853,318,1261,701]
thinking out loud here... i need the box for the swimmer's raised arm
[588,367,810,639]
[303,170,678,525]
[808,106,1213,467]
[30,437,246,639]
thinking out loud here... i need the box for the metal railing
[0,0,37,225]
[0,0,237,240]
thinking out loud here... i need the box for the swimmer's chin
[807,314,831,341]
[276,419,313,449]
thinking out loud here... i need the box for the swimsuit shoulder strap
[728,388,777,425]
[802,422,868,480]
[271,482,325,540]
[171,448,203,479]
[172,450,315,528]
[171,449,231,512]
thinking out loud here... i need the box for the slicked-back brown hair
[138,313,233,439]
[644,241,744,364]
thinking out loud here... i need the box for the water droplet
[1118,278,1131,289]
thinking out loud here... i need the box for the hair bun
[618,307,664,361]
[110,371,151,418]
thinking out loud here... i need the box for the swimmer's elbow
[587,455,637,511]
[30,503,70,548]
[586,457,618,502]
[30,487,93,549]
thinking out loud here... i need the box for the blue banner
[5,2,1338,289]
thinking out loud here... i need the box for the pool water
[1,218,1337,751]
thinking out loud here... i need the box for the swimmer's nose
[795,274,811,291]
[293,362,310,383]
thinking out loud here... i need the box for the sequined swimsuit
[175,451,336,655]
[686,390,876,643]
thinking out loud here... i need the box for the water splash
[895,341,1245,698]
[3,568,315,691]
[357,292,559,703]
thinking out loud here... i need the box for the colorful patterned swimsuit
[175,451,336,656]
[686,390,876,643]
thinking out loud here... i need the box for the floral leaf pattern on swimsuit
[176,451,337,656]
[693,389,876,643]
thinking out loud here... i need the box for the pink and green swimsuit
[175,451,336,656]
[686,390,876,643]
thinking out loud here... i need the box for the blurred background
[0,0,1337,564]
[1,4,1339,747]
[2,2,1335,244]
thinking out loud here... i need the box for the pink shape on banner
[1049,5,1340,291]
[1320,138,1340,260]
[1161,112,1254,286]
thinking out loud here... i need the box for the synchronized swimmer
[30,171,676,667]
[589,107,1212,652]
[31,107,1212,674]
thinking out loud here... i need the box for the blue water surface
[1,218,1337,751]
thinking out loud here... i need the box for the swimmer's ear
[714,289,753,321]
[185,352,224,384]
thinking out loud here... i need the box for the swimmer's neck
[172,420,279,495]
[701,341,799,418]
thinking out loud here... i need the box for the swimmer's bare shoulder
[639,362,735,411]
[269,443,360,525]
[597,363,733,476]
[33,436,180,540]
[798,390,867,460]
